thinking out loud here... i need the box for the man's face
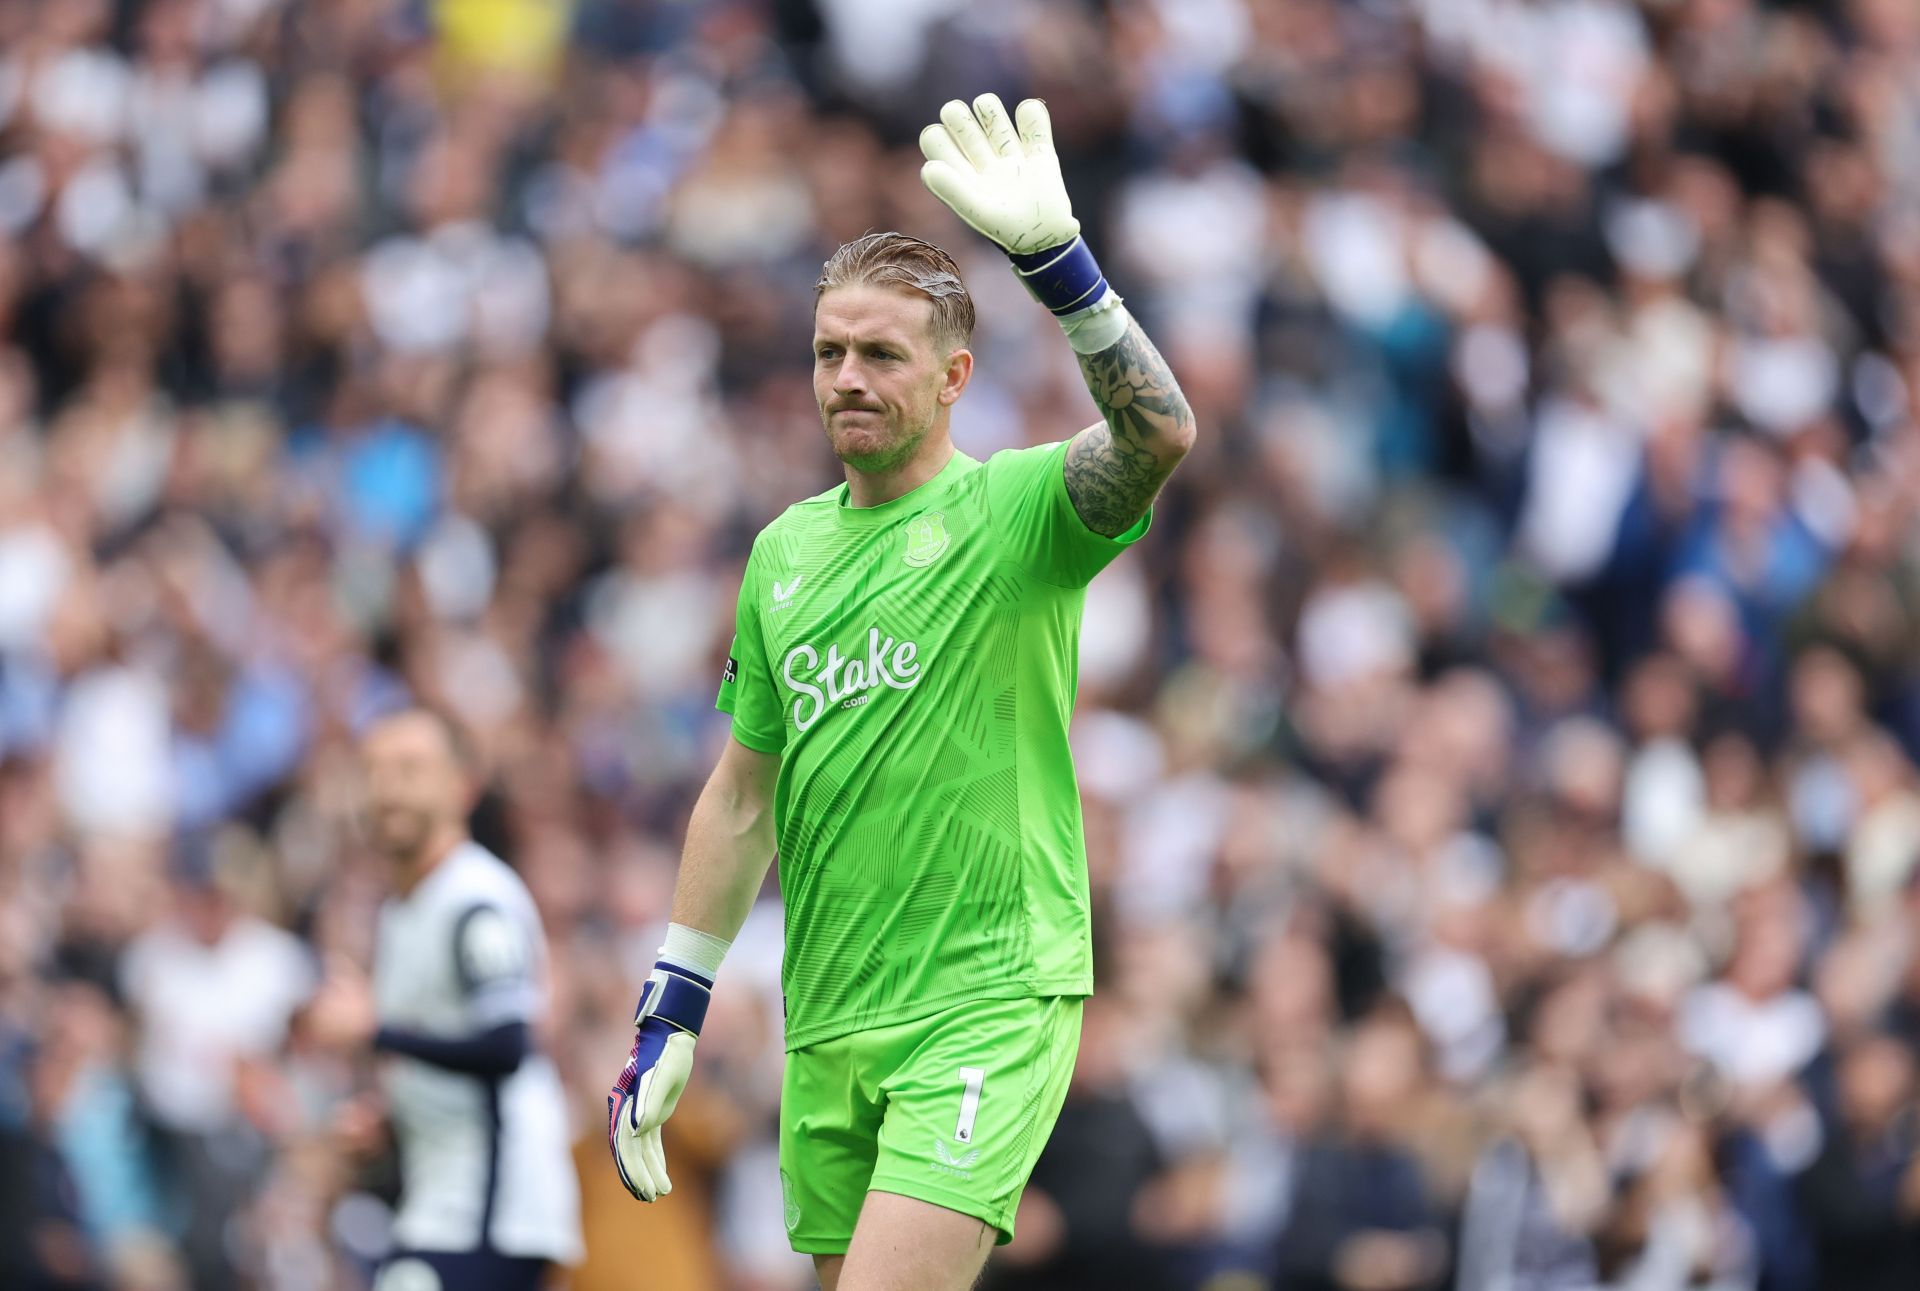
[813,285,968,473]
[359,713,467,861]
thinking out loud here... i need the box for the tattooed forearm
[1065,318,1196,536]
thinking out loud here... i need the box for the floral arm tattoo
[1064,317,1196,537]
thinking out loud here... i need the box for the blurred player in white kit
[308,708,582,1291]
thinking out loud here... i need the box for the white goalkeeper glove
[918,94,1080,257]
[606,962,700,1201]
[607,924,728,1201]
[919,93,1128,351]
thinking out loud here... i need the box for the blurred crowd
[2,0,1920,1289]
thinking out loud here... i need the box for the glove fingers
[939,98,996,171]
[640,1125,672,1197]
[918,122,966,169]
[615,1145,651,1200]
[1015,98,1055,156]
[612,1096,656,1200]
[612,1147,641,1199]
[971,93,1020,159]
[920,161,989,235]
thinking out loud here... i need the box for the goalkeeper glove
[607,945,713,1201]
[919,93,1127,351]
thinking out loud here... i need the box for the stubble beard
[824,406,930,476]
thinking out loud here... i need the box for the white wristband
[1059,289,1129,356]
[661,922,731,978]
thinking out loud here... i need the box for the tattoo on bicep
[1065,320,1195,536]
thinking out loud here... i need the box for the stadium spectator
[1794,1031,1920,1291]
[1276,1013,1449,1291]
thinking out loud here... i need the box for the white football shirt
[372,840,583,1262]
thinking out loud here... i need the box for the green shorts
[777,994,1083,1255]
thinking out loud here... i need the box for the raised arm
[919,93,1193,537]
[1065,318,1195,536]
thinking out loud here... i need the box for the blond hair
[814,231,975,349]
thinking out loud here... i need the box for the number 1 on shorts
[954,1067,985,1143]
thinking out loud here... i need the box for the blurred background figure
[1276,1013,1448,1291]
[1793,1032,1920,1291]
[304,709,582,1289]
[1455,1063,1606,1291]
[990,993,1176,1291]
[0,0,1918,1288]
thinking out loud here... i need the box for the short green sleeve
[984,439,1151,589]
[715,549,785,752]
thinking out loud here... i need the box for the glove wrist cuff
[636,961,713,1036]
[1008,236,1109,316]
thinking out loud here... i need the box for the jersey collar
[834,448,974,525]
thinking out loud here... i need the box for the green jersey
[716,440,1149,1049]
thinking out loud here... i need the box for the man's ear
[937,346,974,407]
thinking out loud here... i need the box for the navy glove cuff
[1008,237,1109,316]
[635,960,713,1037]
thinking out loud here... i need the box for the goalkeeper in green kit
[606,94,1195,1290]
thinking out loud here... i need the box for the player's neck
[844,438,956,508]
[393,828,469,896]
